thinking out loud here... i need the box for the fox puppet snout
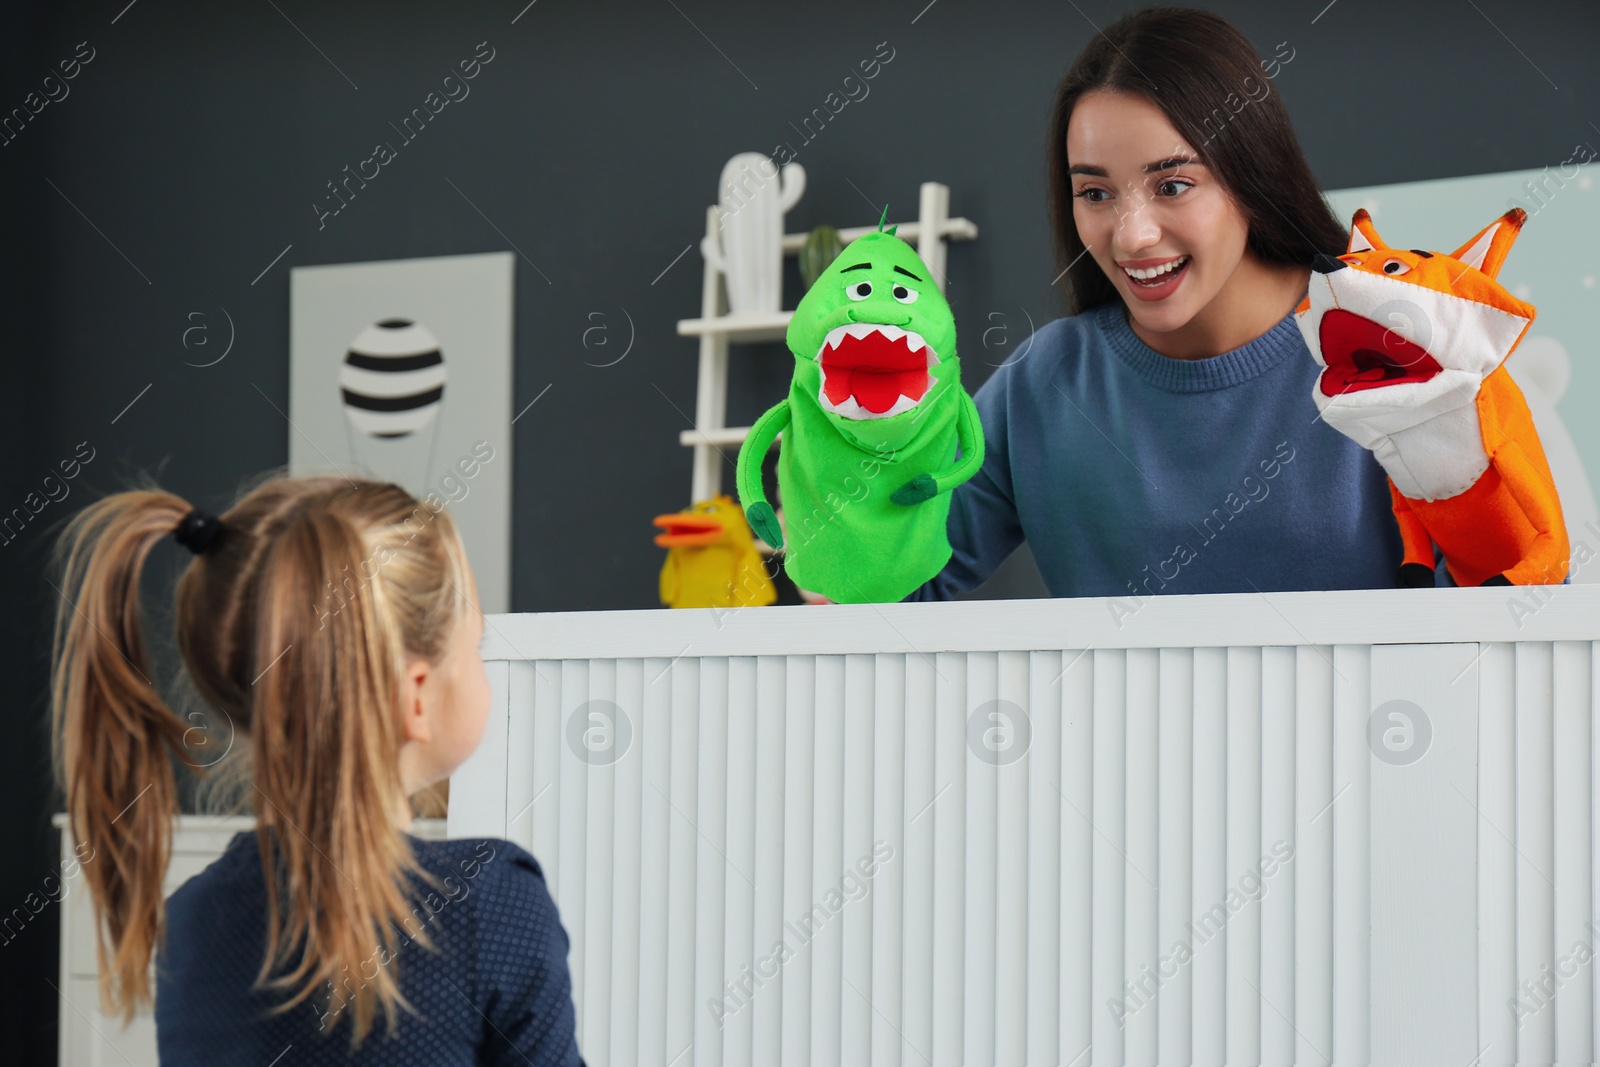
[1296,207,1535,417]
[1292,207,1569,587]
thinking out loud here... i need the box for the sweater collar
[1097,300,1304,393]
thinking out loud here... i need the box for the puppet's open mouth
[1317,307,1443,397]
[816,323,939,420]
[652,513,724,548]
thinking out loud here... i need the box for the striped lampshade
[339,317,446,438]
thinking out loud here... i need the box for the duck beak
[652,513,725,547]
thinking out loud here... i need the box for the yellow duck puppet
[653,494,777,609]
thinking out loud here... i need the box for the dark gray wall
[3,0,1595,1059]
[2,4,57,1064]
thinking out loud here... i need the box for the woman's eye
[1381,259,1410,276]
[1073,188,1109,203]
[845,280,872,300]
[892,284,918,304]
[1156,179,1193,197]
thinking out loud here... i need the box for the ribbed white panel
[457,640,1600,1066]
[996,650,1030,1067]
[965,651,997,1067]
[1553,641,1592,1066]
[613,658,644,1064]
[1518,642,1556,1067]
[1124,647,1158,1067]
[1259,646,1296,1066]
[1060,648,1093,1067]
[638,656,673,1065]
[1594,639,1600,1067]
[931,650,965,1066]
[754,655,789,1067]
[842,655,874,1066]
[530,658,561,891]
[1190,647,1226,1066]
[694,656,728,1067]
[871,653,905,1067]
[586,658,616,1065]
[1296,646,1333,1066]
[1477,639,1600,1067]
[722,656,756,1067]
[812,655,845,1065]
[1091,649,1126,1065]
[902,652,936,1066]
[666,658,699,1066]
[1157,648,1193,1067]
[781,656,815,1067]
[1479,642,1517,1067]
[560,660,591,1045]
[1026,651,1063,1067]
[1224,647,1262,1065]
[1332,644,1372,1066]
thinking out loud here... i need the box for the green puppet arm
[736,399,791,549]
[890,389,986,506]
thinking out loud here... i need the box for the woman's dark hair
[1046,6,1349,315]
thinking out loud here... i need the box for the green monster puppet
[734,209,985,603]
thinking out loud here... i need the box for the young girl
[905,6,1428,603]
[48,473,584,1065]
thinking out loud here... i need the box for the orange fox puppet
[1295,207,1569,587]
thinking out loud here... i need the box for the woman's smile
[1116,253,1192,299]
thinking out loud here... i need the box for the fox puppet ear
[1346,208,1384,254]
[1450,207,1527,280]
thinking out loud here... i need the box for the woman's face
[1067,90,1251,337]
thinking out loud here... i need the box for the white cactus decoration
[700,152,805,315]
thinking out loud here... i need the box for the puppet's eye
[1381,258,1410,276]
[845,281,872,300]
[892,284,918,304]
[1339,254,1361,265]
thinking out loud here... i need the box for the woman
[904,6,1431,605]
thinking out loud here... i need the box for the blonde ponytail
[48,490,195,1020]
[247,504,425,1039]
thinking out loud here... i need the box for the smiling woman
[902,6,1445,602]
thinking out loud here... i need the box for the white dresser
[448,588,1600,1067]
[53,813,446,1066]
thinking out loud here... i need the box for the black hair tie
[173,507,225,555]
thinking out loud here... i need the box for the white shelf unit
[676,180,978,502]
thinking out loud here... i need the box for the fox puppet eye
[845,280,872,301]
[1339,254,1362,265]
[1380,258,1411,276]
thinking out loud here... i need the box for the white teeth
[817,378,935,420]
[820,323,939,363]
[1122,256,1188,280]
